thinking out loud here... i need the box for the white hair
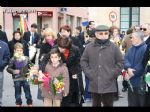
[132,31,144,41]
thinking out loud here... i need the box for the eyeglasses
[98,32,109,35]
[140,28,147,31]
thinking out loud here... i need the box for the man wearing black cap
[80,25,124,107]
[23,23,40,64]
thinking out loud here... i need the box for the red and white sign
[37,11,53,17]
[109,11,117,22]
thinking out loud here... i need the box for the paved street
[2,67,128,107]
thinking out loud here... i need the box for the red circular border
[109,11,117,22]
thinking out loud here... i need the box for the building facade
[0,6,3,28]
[3,7,89,40]
[88,7,150,32]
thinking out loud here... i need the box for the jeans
[0,72,3,106]
[84,77,91,100]
[14,80,32,105]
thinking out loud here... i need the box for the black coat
[8,38,29,58]
[23,31,40,45]
[0,30,8,44]
[70,36,84,55]
[60,45,84,106]
[145,36,150,45]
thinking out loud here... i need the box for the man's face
[141,24,150,37]
[95,31,109,40]
[89,22,95,29]
[31,27,37,32]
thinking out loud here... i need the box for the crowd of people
[0,21,150,107]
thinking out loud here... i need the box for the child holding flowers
[7,43,33,107]
[38,48,69,107]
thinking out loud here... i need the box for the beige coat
[40,63,69,100]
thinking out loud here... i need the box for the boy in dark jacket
[0,40,10,106]
[7,43,33,107]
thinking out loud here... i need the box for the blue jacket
[0,40,10,72]
[124,42,147,87]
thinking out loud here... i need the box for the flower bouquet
[121,69,133,92]
[41,73,65,95]
[26,64,42,85]
[145,72,150,87]
[53,75,65,94]
[145,60,150,87]
[14,52,27,78]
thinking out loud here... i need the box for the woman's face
[113,29,119,36]
[60,29,70,38]
[45,34,53,40]
[58,47,66,53]
[14,33,21,40]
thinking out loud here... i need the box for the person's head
[14,43,24,57]
[140,23,150,37]
[40,28,45,36]
[31,23,38,32]
[122,31,125,35]
[13,31,22,40]
[75,26,82,36]
[131,31,144,46]
[0,25,2,30]
[89,21,95,29]
[49,48,62,65]
[126,28,133,35]
[57,37,72,53]
[17,28,20,31]
[44,28,56,42]
[111,26,120,37]
[134,25,141,32]
[94,25,110,40]
[59,25,72,38]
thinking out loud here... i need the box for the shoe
[122,88,127,92]
[118,94,124,98]
[27,104,33,107]
[16,105,22,107]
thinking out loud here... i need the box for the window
[66,15,74,29]
[77,17,81,27]
[120,7,140,32]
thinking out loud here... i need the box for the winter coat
[143,43,150,71]
[80,40,124,93]
[0,30,8,44]
[7,56,31,81]
[40,63,69,100]
[0,40,10,72]
[8,38,29,58]
[124,42,147,88]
